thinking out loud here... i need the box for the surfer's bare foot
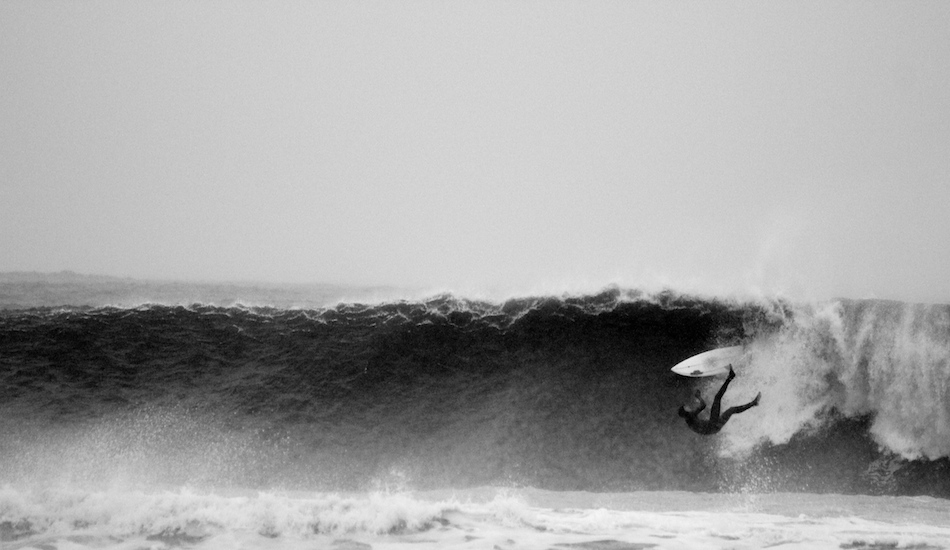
[752,392,761,406]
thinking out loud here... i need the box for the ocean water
[1,276,949,549]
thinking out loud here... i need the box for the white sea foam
[2,487,949,550]
[720,299,950,460]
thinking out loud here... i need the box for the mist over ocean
[2,272,949,549]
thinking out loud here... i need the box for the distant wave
[0,271,408,310]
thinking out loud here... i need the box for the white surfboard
[671,346,745,377]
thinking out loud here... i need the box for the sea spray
[720,299,950,463]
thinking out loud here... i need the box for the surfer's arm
[693,391,706,413]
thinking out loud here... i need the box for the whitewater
[1,274,949,549]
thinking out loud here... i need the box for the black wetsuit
[678,369,759,435]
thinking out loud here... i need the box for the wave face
[0,289,948,497]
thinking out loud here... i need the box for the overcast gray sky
[2,1,948,302]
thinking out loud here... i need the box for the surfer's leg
[718,392,761,425]
[709,366,735,421]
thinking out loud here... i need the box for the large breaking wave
[0,284,948,497]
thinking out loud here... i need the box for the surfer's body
[678,366,760,435]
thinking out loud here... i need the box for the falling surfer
[678,365,760,435]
